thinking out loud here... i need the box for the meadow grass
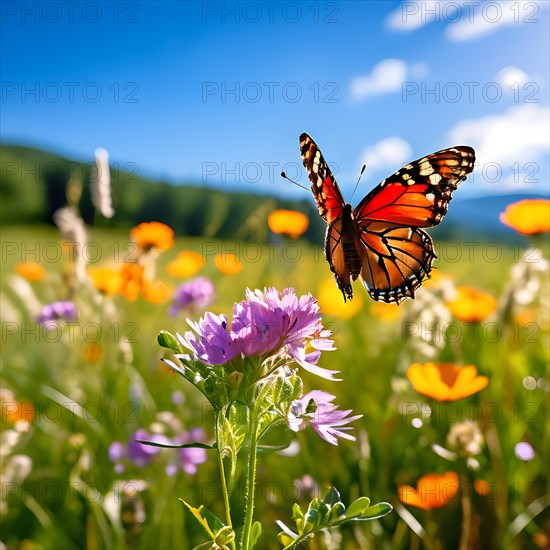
[1,225,548,549]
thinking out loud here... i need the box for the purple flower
[127,430,169,467]
[184,312,240,364]
[36,301,77,326]
[108,429,169,469]
[108,441,126,462]
[169,427,208,475]
[108,428,207,476]
[169,277,215,316]
[287,390,362,446]
[180,287,338,380]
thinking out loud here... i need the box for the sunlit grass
[1,225,548,548]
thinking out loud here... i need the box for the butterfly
[298,133,475,304]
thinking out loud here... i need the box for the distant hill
[431,193,546,242]
[0,144,325,242]
[0,143,543,242]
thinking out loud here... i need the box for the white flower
[92,147,114,218]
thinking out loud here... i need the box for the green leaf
[249,521,262,549]
[214,526,235,546]
[292,503,304,533]
[276,520,298,541]
[277,487,393,548]
[303,507,319,534]
[180,500,225,540]
[357,502,393,520]
[135,439,214,450]
[277,532,295,547]
[292,502,304,521]
[255,375,279,409]
[330,502,346,520]
[317,502,330,524]
[322,486,341,507]
[345,497,371,519]
[157,330,181,352]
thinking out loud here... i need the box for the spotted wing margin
[358,222,436,304]
[300,132,346,224]
[324,217,354,301]
[354,146,475,228]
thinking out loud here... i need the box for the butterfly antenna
[349,164,366,203]
[280,171,310,192]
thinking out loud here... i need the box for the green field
[1,225,549,549]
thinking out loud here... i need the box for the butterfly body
[299,132,475,304]
[323,203,361,301]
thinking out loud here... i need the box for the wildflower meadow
[2,192,549,548]
[2,2,549,549]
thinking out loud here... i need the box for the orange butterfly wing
[300,133,359,301]
[300,132,345,224]
[354,147,475,303]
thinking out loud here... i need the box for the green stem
[241,409,260,550]
[458,470,472,550]
[216,442,236,550]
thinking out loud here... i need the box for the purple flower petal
[288,390,362,446]
[179,287,337,378]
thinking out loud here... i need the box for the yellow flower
[398,471,459,510]
[268,209,310,239]
[317,277,362,318]
[447,286,497,323]
[500,199,550,235]
[89,267,122,295]
[407,362,489,402]
[142,280,171,303]
[214,253,243,275]
[370,301,400,322]
[130,221,175,252]
[15,262,45,281]
[166,251,205,278]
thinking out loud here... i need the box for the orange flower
[89,267,122,295]
[215,253,243,275]
[268,209,309,239]
[3,400,35,425]
[142,280,171,303]
[16,262,45,281]
[370,301,400,322]
[473,479,491,497]
[500,199,550,235]
[398,471,459,510]
[83,343,103,363]
[118,263,146,301]
[407,362,489,401]
[447,286,497,323]
[166,251,205,278]
[317,277,362,319]
[130,221,174,252]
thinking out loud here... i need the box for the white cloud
[448,104,549,191]
[496,66,529,88]
[446,0,548,42]
[360,137,413,173]
[386,1,548,42]
[351,59,427,101]
[386,1,465,31]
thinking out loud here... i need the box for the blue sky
[2,0,549,200]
